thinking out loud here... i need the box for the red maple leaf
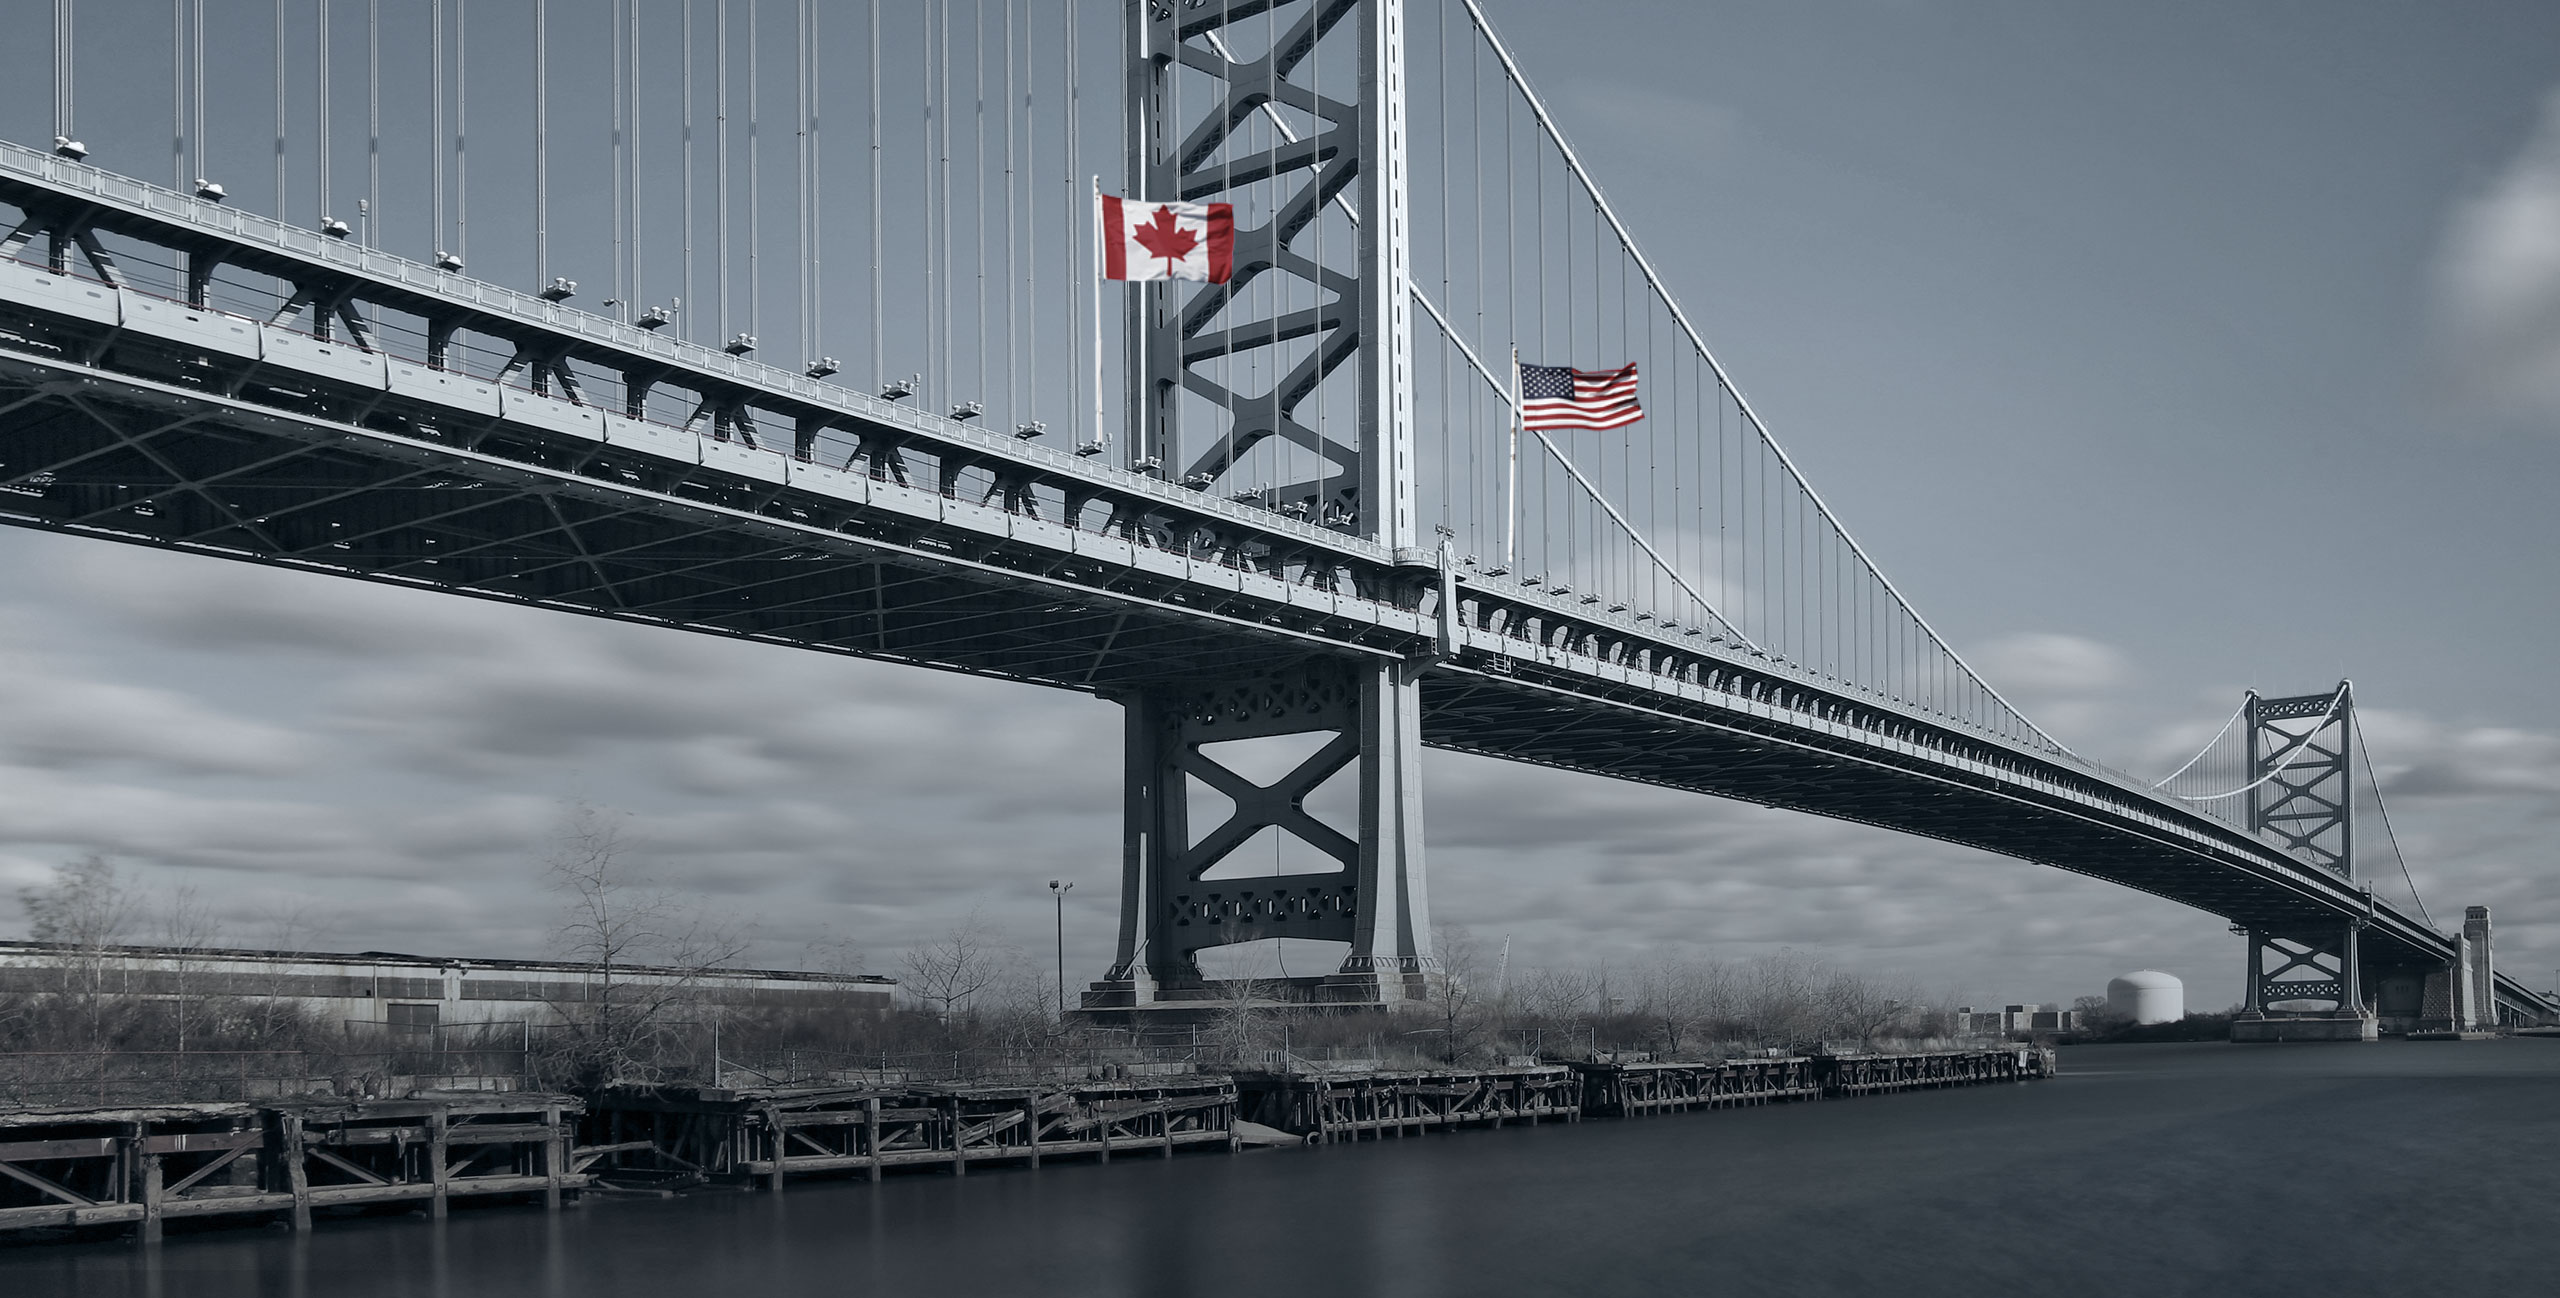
[1130,206,1199,276]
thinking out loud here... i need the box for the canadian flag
[1100,194,1235,284]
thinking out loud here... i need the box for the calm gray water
[9,1040,2560,1296]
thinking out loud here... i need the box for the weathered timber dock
[581,1077,1241,1189]
[0,1094,585,1242]
[1570,1056,1824,1117]
[1235,1066,1583,1141]
[1814,1046,2057,1096]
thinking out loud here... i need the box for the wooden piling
[427,1106,449,1220]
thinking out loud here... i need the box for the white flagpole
[1089,175,1107,455]
[1504,346,1521,568]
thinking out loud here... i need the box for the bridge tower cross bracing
[1085,0,1437,1018]
[2232,684,2382,1039]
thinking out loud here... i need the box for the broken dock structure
[0,1093,586,1242]
[581,1076,1241,1190]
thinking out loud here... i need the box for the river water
[8,1040,2559,1296]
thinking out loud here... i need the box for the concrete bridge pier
[2414,906,2500,1034]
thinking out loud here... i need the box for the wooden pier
[582,1077,1241,1189]
[1569,1056,1824,1117]
[0,1094,585,1242]
[1814,1046,2057,1096]
[1235,1066,1583,1142]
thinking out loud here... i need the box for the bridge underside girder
[1421,671,2446,969]
[0,309,2539,1017]
[0,354,1366,694]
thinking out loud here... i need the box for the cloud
[1971,632,2132,696]
[0,637,311,777]
[2433,87,2560,428]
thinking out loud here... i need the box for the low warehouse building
[0,939,894,1031]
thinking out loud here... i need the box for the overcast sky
[3,1,2558,1012]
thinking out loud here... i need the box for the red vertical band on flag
[1205,204,1235,284]
[1101,195,1128,281]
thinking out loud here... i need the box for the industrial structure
[0,940,893,1031]
[0,1,2544,1038]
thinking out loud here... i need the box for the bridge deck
[0,145,2532,1018]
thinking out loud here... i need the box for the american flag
[1520,361,1641,431]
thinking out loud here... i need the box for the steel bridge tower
[2230,685,2385,1039]
[1081,0,1438,1018]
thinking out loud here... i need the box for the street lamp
[1049,880,1075,1018]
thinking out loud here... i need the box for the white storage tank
[2107,970,2184,1024]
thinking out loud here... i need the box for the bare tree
[1635,958,1732,1057]
[545,804,749,1087]
[901,913,1007,1018]
[153,884,226,1056]
[1424,923,1486,1065]
[17,854,137,1049]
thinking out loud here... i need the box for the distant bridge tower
[2232,684,2381,1041]
[1083,0,1437,1017]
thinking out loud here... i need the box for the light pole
[1049,880,1074,1018]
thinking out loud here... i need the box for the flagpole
[1089,175,1106,456]
[1504,346,1521,569]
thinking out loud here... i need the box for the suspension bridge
[0,0,2537,1033]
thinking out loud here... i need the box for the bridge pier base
[2230,924,2377,1043]
[1078,661,1438,1025]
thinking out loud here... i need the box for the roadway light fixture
[540,278,577,302]
[949,400,984,421]
[1049,880,1075,1018]
[879,374,917,401]
[637,305,673,329]
[434,251,464,272]
[320,218,351,239]
[1073,442,1105,458]
[51,136,87,160]
[193,179,226,203]
[724,334,757,355]
[805,357,839,379]
[1014,421,1046,440]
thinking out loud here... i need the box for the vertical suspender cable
[684,0,696,342]
[455,0,468,266]
[974,0,987,407]
[1020,0,1035,429]
[748,0,761,343]
[938,1,953,404]
[432,0,444,256]
[535,0,549,284]
[869,0,882,387]
[810,2,822,365]
[629,0,643,318]
[1004,0,1017,423]
[318,0,331,226]
[275,0,287,218]
[923,2,938,402]
[796,0,810,362]
[367,0,379,247]
[612,0,626,311]
[57,0,75,143]
[1064,0,1079,448]
[172,0,184,188]
[716,0,730,340]
[191,0,205,188]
